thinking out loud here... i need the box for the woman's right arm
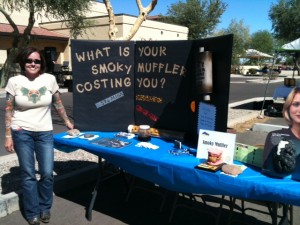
[4,93,15,153]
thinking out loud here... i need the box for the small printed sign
[197,129,236,164]
[197,101,216,132]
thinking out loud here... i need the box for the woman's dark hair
[15,47,46,74]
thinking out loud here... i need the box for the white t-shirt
[5,73,59,131]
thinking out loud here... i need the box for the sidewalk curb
[252,123,288,132]
[0,159,99,218]
[0,191,20,218]
[227,110,260,128]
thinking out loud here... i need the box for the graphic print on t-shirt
[21,86,47,103]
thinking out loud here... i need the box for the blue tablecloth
[273,85,294,100]
[54,131,300,206]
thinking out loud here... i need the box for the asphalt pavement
[0,74,300,225]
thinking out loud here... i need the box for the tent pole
[258,55,277,119]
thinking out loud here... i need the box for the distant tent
[240,49,273,67]
[244,49,273,59]
[259,38,300,118]
[278,38,300,78]
[279,38,300,53]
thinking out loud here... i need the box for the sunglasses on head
[25,59,41,64]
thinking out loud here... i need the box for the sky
[110,0,278,34]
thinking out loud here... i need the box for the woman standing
[4,47,74,225]
[262,87,300,178]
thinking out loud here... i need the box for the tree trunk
[0,48,20,88]
[0,0,35,87]
[104,0,157,41]
[104,0,118,40]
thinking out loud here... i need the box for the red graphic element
[136,105,158,122]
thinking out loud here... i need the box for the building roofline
[39,13,188,30]
[0,23,69,41]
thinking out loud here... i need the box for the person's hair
[15,47,46,74]
[283,87,300,125]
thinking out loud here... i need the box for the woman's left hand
[65,121,74,130]
[5,137,15,153]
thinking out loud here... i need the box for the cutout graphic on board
[71,40,135,131]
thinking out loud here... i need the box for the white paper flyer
[197,129,236,164]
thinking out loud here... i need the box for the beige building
[0,1,188,72]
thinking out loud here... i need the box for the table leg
[278,204,292,225]
[85,157,126,221]
[266,202,278,225]
[86,157,103,221]
[227,197,236,225]
[289,205,293,225]
[215,195,225,225]
[168,192,179,223]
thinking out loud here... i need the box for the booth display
[52,34,300,224]
[70,35,233,146]
[54,131,298,223]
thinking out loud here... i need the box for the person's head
[283,87,300,125]
[15,47,46,76]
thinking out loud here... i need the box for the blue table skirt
[54,131,300,206]
[273,85,294,100]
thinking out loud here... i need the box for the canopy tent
[259,38,300,118]
[277,38,300,78]
[244,49,273,59]
[279,38,300,53]
[239,49,273,68]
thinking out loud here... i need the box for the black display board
[189,35,234,144]
[134,41,193,131]
[71,35,233,145]
[71,40,135,131]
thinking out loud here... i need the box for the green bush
[248,68,257,75]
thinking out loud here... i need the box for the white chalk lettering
[75,77,132,93]
[137,62,186,76]
[138,46,167,57]
[119,46,130,57]
[91,62,132,75]
[75,47,111,62]
[136,78,159,88]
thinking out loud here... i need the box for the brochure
[90,138,131,148]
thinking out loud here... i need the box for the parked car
[278,65,293,70]
[53,61,72,87]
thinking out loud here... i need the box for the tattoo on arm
[52,92,70,124]
[5,93,14,136]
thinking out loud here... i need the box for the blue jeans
[12,129,54,220]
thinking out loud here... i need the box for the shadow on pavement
[1,160,97,195]
[56,175,272,225]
